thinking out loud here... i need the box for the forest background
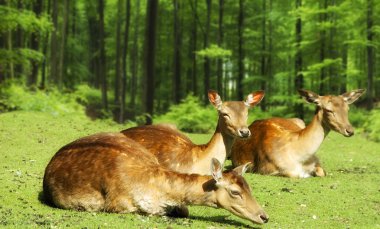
[0,0,379,140]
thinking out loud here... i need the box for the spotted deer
[231,89,365,178]
[121,90,265,175]
[43,133,269,225]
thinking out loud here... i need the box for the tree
[367,0,374,110]
[237,0,244,100]
[203,0,211,104]
[98,0,108,111]
[173,0,182,104]
[143,0,158,120]
[295,0,304,119]
[120,0,131,123]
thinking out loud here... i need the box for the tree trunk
[295,0,304,119]
[143,0,158,118]
[114,0,123,105]
[28,0,43,87]
[319,0,327,94]
[366,0,374,110]
[130,0,140,113]
[173,0,182,104]
[237,0,244,100]
[98,0,108,111]
[40,0,51,89]
[217,0,224,95]
[49,0,58,85]
[191,0,198,95]
[340,43,348,94]
[260,0,267,111]
[120,0,131,123]
[57,0,69,89]
[203,0,211,104]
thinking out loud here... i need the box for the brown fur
[43,132,268,224]
[231,89,365,178]
[121,91,265,175]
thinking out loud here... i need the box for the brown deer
[231,89,365,178]
[121,90,265,175]
[43,133,269,225]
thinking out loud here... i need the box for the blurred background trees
[0,0,379,124]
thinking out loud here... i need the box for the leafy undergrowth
[0,111,379,228]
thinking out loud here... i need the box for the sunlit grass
[0,111,379,228]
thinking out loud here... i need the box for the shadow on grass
[189,214,261,229]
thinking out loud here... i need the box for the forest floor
[0,111,379,228]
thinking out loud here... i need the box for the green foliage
[156,95,216,133]
[73,84,102,106]
[0,83,84,116]
[196,44,232,59]
[0,6,52,33]
[363,108,380,142]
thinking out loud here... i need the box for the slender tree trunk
[7,1,14,80]
[143,0,158,119]
[50,0,58,84]
[191,0,198,95]
[319,0,327,94]
[98,0,108,111]
[260,0,267,111]
[15,0,24,79]
[328,0,339,92]
[130,0,140,113]
[28,0,43,87]
[57,0,69,89]
[267,0,273,110]
[114,0,123,105]
[340,43,348,94]
[203,0,211,104]
[173,0,182,104]
[120,0,131,123]
[366,0,374,110]
[217,0,224,95]
[40,0,51,89]
[295,0,304,119]
[237,0,244,100]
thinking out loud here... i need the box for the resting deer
[121,90,265,175]
[43,133,269,225]
[231,89,365,178]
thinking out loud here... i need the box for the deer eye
[230,189,241,196]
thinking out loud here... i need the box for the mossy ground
[0,111,379,228]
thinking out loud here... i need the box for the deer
[230,89,365,178]
[43,133,269,225]
[121,90,265,175]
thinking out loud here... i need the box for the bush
[0,83,85,116]
[363,108,380,142]
[155,95,217,133]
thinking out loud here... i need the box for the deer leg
[306,156,326,177]
[167,205,189,218]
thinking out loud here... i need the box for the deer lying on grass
[121,90,265,175]
[231,89,365,178]
[43,133,269,225]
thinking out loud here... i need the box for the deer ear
[233,162,252,175]
[208,90,223,110]
[298,89,320,105]
[341,89,366,104]
[244,90,265,108]
[211,158,223,182]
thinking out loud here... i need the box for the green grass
[0,111,379,228]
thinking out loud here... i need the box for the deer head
[209,158,268,224]
[208,90,265,138]
[298,89,365,137]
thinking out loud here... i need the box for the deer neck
[202,118,234,164]
[168,173,217,207]
[296,108,330,159]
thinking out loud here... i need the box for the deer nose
[345,128,354,137]
[259,213,269,223]
[239,128,251,138]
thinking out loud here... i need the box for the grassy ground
[0,111,379,228]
